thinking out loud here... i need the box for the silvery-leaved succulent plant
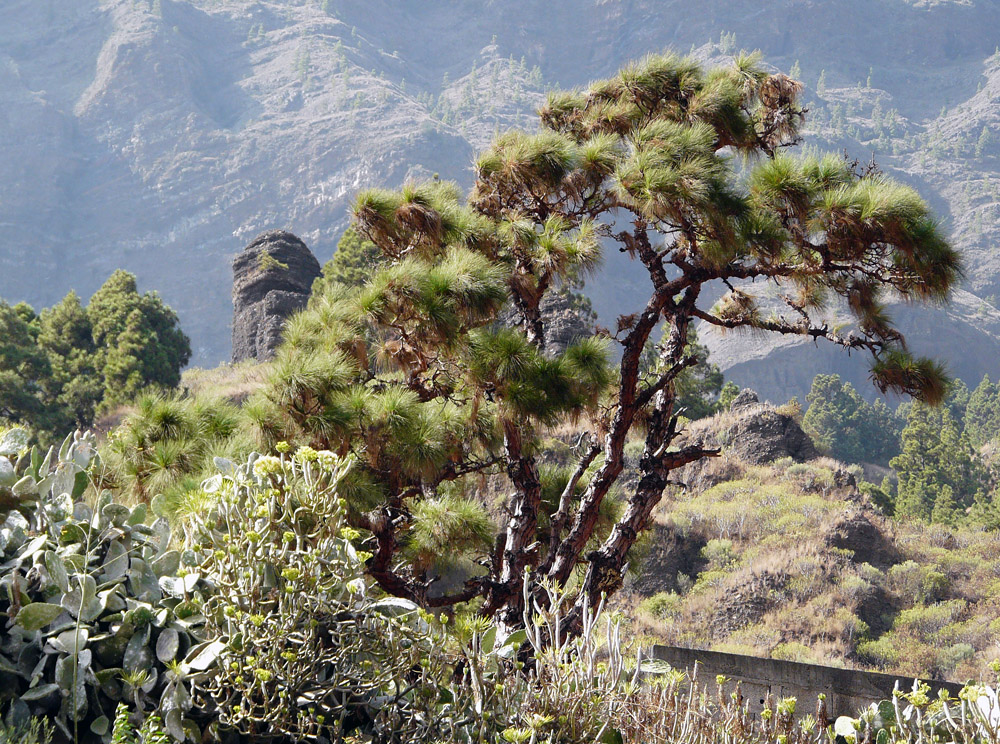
[1,430,207,743]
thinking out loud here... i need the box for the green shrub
[935,643,975,673]
[701,538,737,569]
[110,704,169,744]
[638,591,683,620]
[887,560,948,603]
[894,600,966,636]
[839,574,873,601]
[0,716,53,744]
[856,636,901,667]
[772,641,815,663]
[188,448,431,741]
[101,393,251,507]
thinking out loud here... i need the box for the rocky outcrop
[630,522,708,597]
[709,570,787,639]
[539,292,595,355]
[231,231,321,363]
[729,388,761,411]
[718,406,816,465]
[822,507,900,568]
[499,292,595,356]
[688,392,818,465]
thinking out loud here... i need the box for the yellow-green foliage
[629,454,1000,681]
[672,470,839,542]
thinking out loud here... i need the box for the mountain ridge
[2,0,999,401]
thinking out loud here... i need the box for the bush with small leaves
[188,448,442,741]
[110,703,170,744]
[0,715,53,744]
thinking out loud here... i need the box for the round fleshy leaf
[156,628,180,663]
[185,639,225,671]
[165,709,186,742]
[12,475,37,497]
[102,540,130,582]
[152,550,180,578]
[0,458,15,488]
[124,626,152,673]
[101,503,131,528]
[49,628,90,655]
[128,503,147,526]
[20,683,60,702]
[834,717,859,738]
[150,493,168,517]
[90,716,110,736]
[0,428,28,456]
[15,602,63,632]
[44,551,70,593]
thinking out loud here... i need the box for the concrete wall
[649,645,965,719]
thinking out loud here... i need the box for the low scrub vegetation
[626,449,1000,682]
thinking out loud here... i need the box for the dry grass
[180,360,269,402]
[621,444,1000,682]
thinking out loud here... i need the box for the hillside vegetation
[3,28,1000,742]
[625,409,1000,681]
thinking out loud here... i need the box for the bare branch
[540,438,601,574]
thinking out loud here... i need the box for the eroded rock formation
[231,230,320,363]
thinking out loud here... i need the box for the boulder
[231,230,321,363]
[822,507,900,568]
[715,404,818,464]
[729,388,760,411]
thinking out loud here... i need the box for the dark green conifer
[88,270,191,405]
[892,403,983,524]
[803,374,901,465]
[964,374,1000,448]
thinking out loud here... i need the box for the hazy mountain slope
[1,0,999,393]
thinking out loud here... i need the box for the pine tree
[314,227,384,293]
[36,291,102,430]
[87,270,191,406]
[892,403,984,524]
[931,484,958,526]
[964,374,1000,447]
[264,52,960,636]
[976,126,991,158]
[816,69,827,96]
[802,374,901,465]
[0,301,52,429]
[946,378,970,424]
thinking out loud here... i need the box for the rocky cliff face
[498,291,595,356]
[231,230,320,363]
[2,0,1000,395]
